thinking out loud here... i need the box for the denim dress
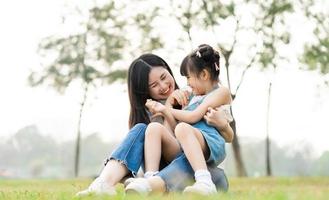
[183,93,226,166]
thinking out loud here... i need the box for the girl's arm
[145,99,177,133]
[165,89,190,108]
[170,87,231,124]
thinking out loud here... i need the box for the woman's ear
[201,69,210,80]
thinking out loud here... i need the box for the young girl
[134,44,232,195]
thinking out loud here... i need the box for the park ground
[0,177,328,200]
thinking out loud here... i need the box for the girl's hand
[165,89,190,108]
[204,106,233,131]
[145,99,166,114]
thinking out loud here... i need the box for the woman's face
[148,66,175,100]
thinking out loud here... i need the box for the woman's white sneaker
[183,181,217,195]
[76,177,116,196]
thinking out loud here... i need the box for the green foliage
[29,2,127,93]
[200,0,233,27]
[257,0,293,69]
[299,0,329,76]
[133,6,164,53]
[105,69,128,84]
[29,1,164,93]
[303,38,329,74]
[172,0,293,75]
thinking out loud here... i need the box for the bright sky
[0,0,328,158]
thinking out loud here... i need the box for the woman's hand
[165,89,190,108]
[204,107,228,129]
[204,105,234,142]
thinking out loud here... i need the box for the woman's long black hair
[127,53,179,128]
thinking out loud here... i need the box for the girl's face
[186,71,206,96]
[148,67,175,100]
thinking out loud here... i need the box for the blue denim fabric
[104,123,229,192]
[105,123,147,176]
[157,153,229,192]
[184,95,226,166]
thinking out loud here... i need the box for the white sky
[0,0,328,158]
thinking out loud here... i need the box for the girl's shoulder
[205,84,232,104]
[214,84,230,95]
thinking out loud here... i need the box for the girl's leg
[144,122,181,175]
[174,122,209,171]
[174,122,216,195]
[125,123,181,194]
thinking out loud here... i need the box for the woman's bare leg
[99,160,129,186]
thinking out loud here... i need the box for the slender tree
[169,0,293,176]
[28,1,163,177]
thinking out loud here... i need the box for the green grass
[0,177,328,200]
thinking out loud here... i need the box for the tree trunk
[223,52,248,177]
[266,82,272,176]
[74,82,89,177]
[230,118,248,176]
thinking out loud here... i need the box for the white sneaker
[76,177,117,196]
[125,178,152,194]
[183,181,217,195]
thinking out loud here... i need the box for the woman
[77,53,233,196]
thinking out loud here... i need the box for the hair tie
[195,50,201,58]
[215,63,220,71]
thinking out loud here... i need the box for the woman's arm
[161,107,177,132]
[204,107,234,143]
[170,87,232,124]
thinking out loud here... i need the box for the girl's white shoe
[124,178,152,194]
[183,181,217,195]
[76,177,116,196]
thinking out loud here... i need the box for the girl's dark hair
[128,53,179,128]
[180,44,220,82]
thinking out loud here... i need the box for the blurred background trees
[1,126,328,178]
[26,0,328,177]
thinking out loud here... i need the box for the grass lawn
[0,177,328,200]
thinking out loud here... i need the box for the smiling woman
[148,67,176,100]
[127,56,180,128]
